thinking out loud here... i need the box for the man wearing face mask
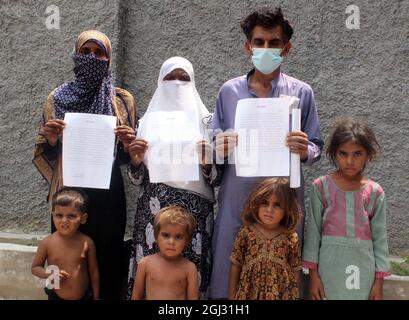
[209,7,323,299]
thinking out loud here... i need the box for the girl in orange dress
[228,178,302,300]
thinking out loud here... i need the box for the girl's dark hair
[51,187,88,214]
[326,118,381,166]
[240,7,294,42]
[241,178,300,231]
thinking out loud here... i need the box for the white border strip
[0,243,38,253]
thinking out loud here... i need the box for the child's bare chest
[147,264,187,287]
[47,242,87,270]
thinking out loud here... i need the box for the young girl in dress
[228,178,302,300]
[303,118,390,300]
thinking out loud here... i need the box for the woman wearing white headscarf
[127,57,214,298]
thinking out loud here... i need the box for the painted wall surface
[1,0,408,252]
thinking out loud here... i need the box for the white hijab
[138,57,213,200]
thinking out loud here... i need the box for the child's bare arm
[369,278,383,300]
[87,238,100,300]
[309,269,326,300]
[294,270,301,294]
[131,258,147,300]
[186,262,199,300]
[228,263,242,300]
[31,238,49,279]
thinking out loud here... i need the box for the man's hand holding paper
[286,130,309,161]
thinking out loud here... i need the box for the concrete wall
[0,0,408,252]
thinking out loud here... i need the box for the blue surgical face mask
[251,48,283,75]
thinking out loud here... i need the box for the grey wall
[0,0,408,253]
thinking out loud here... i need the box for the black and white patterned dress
[127,163,214,298]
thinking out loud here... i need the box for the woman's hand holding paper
[129,138,148,167]
[41,119,66,147]
[115,125,136,153]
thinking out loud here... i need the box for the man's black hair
[240,7,294,43]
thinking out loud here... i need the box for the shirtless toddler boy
[32,188,99,300]
[131,206,198,300]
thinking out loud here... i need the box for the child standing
[131,206,199,300]
[303,118,390,300]
[228,178,302,300]
[32,188,99,300]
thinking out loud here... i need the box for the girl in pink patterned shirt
[303,118,390,300]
